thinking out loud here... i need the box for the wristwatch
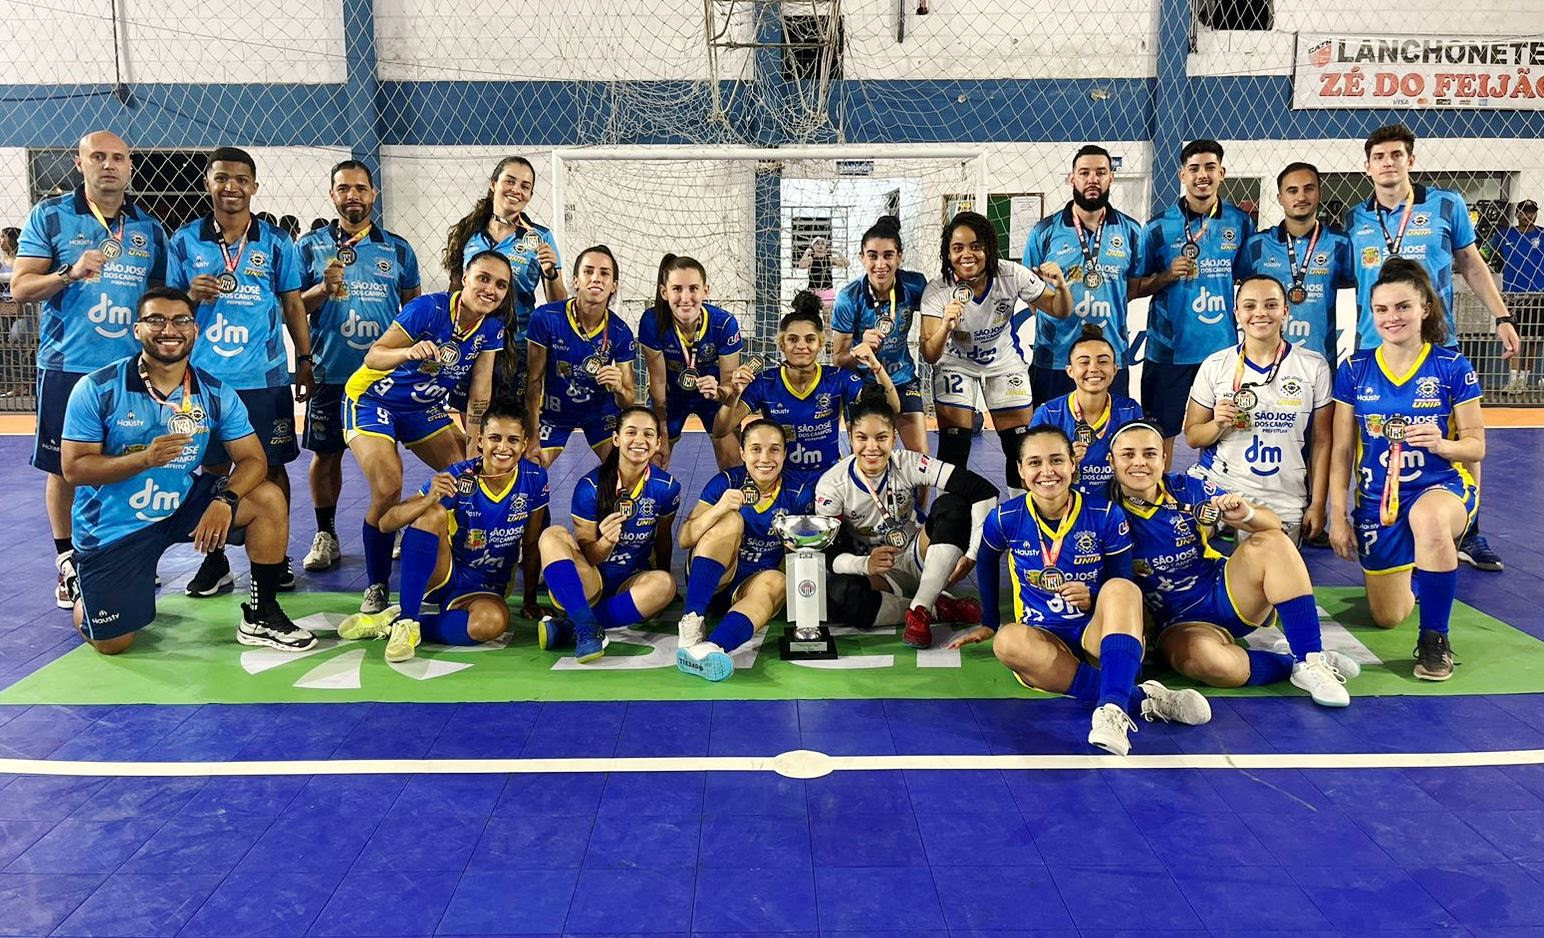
[1496,315,1516,327]
[295,354,314,364]
[541,267,560,282]
[216,490,240,512]
[56,266,76,284]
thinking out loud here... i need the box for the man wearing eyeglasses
[58,286,316,655]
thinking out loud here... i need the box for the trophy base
[778,626,838,661]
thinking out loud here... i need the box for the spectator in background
[796,236,848,314]
[1489,199,1544,391]
[256,211,278,228]
[279,215,301,241]
[310,217,328,232]
[0,226,23,397]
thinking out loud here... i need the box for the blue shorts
[540,409,619,452]
[77,473,227,640]
[303,383,347,454]
[424,563,508,609]
[666,393,720,440]
[343,391,455,447]
[1155,559,1269,638]
[204,387,299,467]
[1140,362,1202,438]
[699,561,781,616]
[1353,478,1478,575]
[32,369,87,475]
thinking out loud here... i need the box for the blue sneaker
[538,614,575,651]
[676,642,735,682]
[1458,534,1503,572]
[574,620,605,663]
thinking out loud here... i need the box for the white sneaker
[302,531,341,571]
[360,583,390,614]
[1088,703,1138,756]
[1138,680,1213,725]
[1291,652,1352,707]
[677,611,706,648]
[338,604,400,641]
[1271,640,1362,680]
[676,641,735,682]
[385,617,421,663]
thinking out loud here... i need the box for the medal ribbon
[1072,209,1105,280]
[218,230,247,278]
[1286,222,1321,293]
[335,223,371,255]
[1231,339,1288,394]
[1376,187,1416,257]
[854,464,899,531]
[673,313,707,374]
[1183,200,1219,253]
[1069,391,1112,440]
[1379,425,1403,526]
[616,466,648,503]
[138,357,194,421]
[85,198,124,247]
[1027,490,1080,572]
[568,299,611,362]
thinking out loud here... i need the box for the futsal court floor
[1,425,1543,937]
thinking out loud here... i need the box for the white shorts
[933,366,1033,413]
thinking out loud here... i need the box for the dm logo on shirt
[1190,287,1228,324]
[88,294,132,339]
[341,309,382,350]
[129,477,181,522]
[204,313,249,357]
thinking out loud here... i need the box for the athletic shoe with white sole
[385,617,421,663]
[55,552,79,610]
[186,551,234,597]
[338,604,401,641]
[303,531,341,571]
[1290,652,1351,707]
[676,641,735,681]
[677,611,706,648]
[1137,680,1213,725]
[1088,703,1138,756]
[1414,630,1455,681]
[237,602,317,651]
[360,583,390,615]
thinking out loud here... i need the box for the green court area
[2,589,1540,706]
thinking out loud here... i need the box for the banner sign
[1294,33,1544,110]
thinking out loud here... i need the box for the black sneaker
[186,551,234,597]
[278,557,297,592]
[238,602,317,651]
[1413,630,1454,682]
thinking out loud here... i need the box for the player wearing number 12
[11,131,168,611]
[1328,259,1484,682]
[296,160,422,573]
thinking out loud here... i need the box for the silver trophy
[771,514,842,660]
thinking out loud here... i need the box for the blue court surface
[2,430,1543,937]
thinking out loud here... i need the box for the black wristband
[295,353,314,363]
[1496,316,1515,326]
[542,268,559,282]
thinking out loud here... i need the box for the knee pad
[998,426,1030,489]
[924,492,972,549]
[937,426,973,468]
[827,573,882,629]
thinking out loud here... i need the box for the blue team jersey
[1029,392,1146,492]
[739,365,866,480]
[297,222,421,384]
[463,220,561,344]
[1118,472,1230,621]
[636,304,744,400]
[426,457,550,595]
[61,359,253,551]
[1022,204,1144,368]
[1346,185,1475,349]
[344,292,505,408]
[1240,223,1357,364]
[979,492,1132,631]
[18,187,168,373]
[1141,200,1255,364]
[528,300,637,423]
[571,466,682,582]
[1489,226,1544,293]
[1332,344,1482,508]
[167,215,302,390]
[829,271,927,385]
[699,468,814,577]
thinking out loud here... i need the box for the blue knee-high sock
[419,609,474,645]
[1066,662,1101,705]
[684,555,727,616]
[396,527,439,620]
[594,592,644,630]
[1275,594,1322,660]
[1246,649,1294,685]
[362,521,393,587]
[545,560,598,629]
[707,611,754,651]
[1414,568,1457,636]
[1096,633,1144,712]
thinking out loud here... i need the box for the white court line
[3,747,1543,780]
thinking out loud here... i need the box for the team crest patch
[465,529,488,550]
[1366,414,1386,437]
[130,232,148,250]
[638,499,656,519]
[376,259,392,274]
[1313,252,1329,266]
[1361,246,1382,268]
[1109,235,1125,249]
[1134,559,1153,576]
[249,251,267,269]
[1076,531,1097,552]
[1416,376,1442,399]
[1280,378,1303,398]
[1413,213,1430,228]
[1222,228,1237,243]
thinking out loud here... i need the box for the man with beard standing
[59,287,315,654]
[1022,145,1148,405]
[295,160,421,572]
